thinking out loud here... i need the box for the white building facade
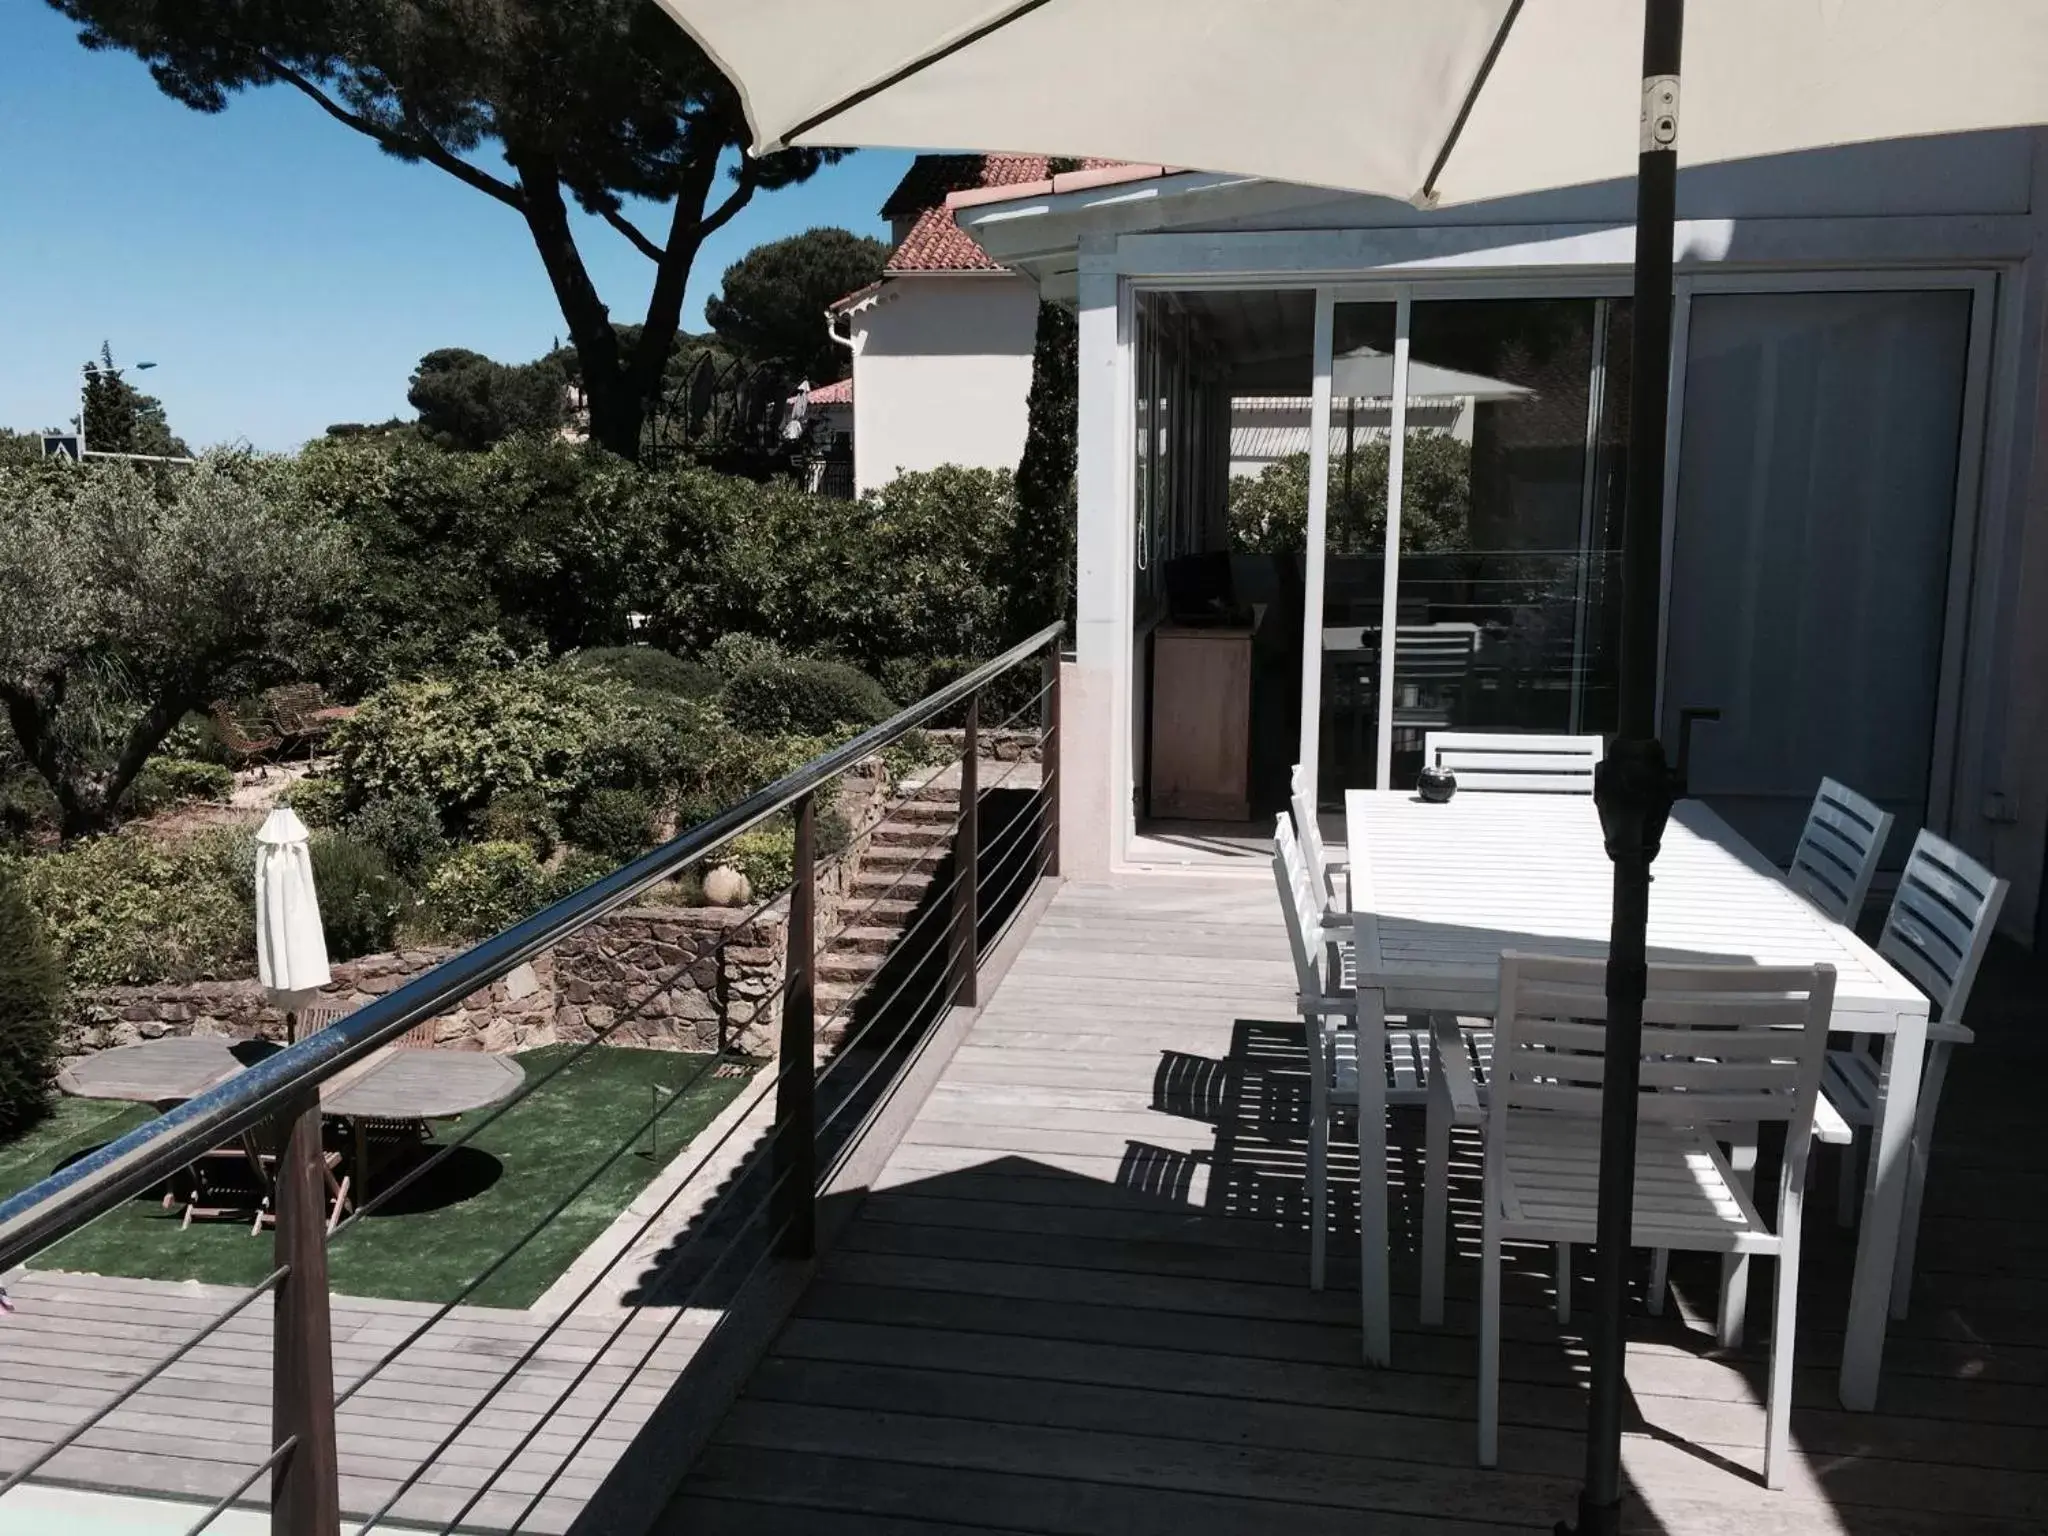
[955,136,2048,944]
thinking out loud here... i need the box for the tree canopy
[705,228,890,384]
[0,454,351,837]
[82,343,189,459]
[51,0,847,460]
[408,347,569,452]
[1228,435,1473,557]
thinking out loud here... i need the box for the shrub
[0,863,64,1137]
[478,786,559,860]
[120,759,235,816]
[16,829,253,986]
[335,664,638,821]
[309,832,410,960]
[881,655,1043,728]
[281,775,349,829]
[564,647,719,701]
[422,841,549,940]
[160,711,232,765]
[564,788,656,866]
[721,657,893,738]
[881,728,951,786]
[706,632,782,678]
[544,849,616,904]
[1,774,59,843]
[345,794,448,881]
[724,824,795,896]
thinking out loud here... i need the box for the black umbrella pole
[1566,3,1684,1534]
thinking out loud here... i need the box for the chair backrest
[1394,627,1478,686]
[1270,814,1333,1006]
[1423,731,1602,793]
[1489,952,1834,1156]
[1788,778,1894,925]
[1287,763,1338,911]
[1879,830,2008,1024]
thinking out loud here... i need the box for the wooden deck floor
[658,875,2048,1536]
[0,1270,712,1532]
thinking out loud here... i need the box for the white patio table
[1343,789,1927,1411]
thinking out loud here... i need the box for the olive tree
[0,456,351,838]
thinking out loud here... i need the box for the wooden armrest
[1429,1013,1484,1127]
[1318,910,1351,929]
[1812,1094,1853,1146]
[1299,992,1357,1018]
[1928,1019,1973,1046]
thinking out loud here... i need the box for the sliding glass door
[1661,286,1976,866]
[1305,292,1632,800]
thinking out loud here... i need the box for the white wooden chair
[1824,829,2006,1317]
[1475,953,1835,1489]
[1422,731,1603,794]
[1288,762,1347,924]
[1788,777,1895,925]
[1272,816,1487,1293]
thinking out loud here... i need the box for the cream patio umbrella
[655,3,2048,1530]
[255,806,331,1036]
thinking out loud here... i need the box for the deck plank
[659,875,2048,1534]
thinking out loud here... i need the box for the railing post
[272,1076,340,1535]
[953,689,981,1007]
[1043,640,1062,879]
[772,791,817,1259]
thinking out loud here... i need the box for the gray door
[1662,288,1973,868]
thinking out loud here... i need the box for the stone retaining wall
[65,904,788,1059]
[60,757,902,1063]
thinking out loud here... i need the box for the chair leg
[1836,1132,1862,1228]
[1309,1102,1329,1292]
[1422,1073,1451,1326]
[1765,1228,1803,1490]
[1891,1041,1953,1322]
[1479,1205,1502,1468]
[1718,1130,1758,1350]
[1646,1248,1670,1317]
[1555,1243,1571,1324]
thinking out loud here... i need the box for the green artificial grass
[0,1045,754,1307]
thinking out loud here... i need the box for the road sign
[42,434,80,462]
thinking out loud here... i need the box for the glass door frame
[1296,276,1629,806]
[1293,267,1996,838]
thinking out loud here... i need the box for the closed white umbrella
[656,5,2048,1529]
[255,807,331,1032]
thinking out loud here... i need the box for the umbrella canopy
[662,0,2048,207]
[255,807,331,1017]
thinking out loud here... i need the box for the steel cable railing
[0,623,1065,1531]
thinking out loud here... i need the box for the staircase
[815,780,961,1040]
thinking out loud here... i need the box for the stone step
[834,894,922,924]
[816,977,869,1014]
[890,796,960,821]
[861,843,950,872]
[827,925,906,955]
[871,820,954,848]
[818,948,886,982]
[848,873,938,907]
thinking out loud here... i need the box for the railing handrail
[0,622,1064,1273]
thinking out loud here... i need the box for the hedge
[0,862,64,1136]
[720,657,894,738]
[15,829,253,986]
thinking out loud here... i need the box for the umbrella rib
[780,0,1059,146]
[1419,0,1525,205]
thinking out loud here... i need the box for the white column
[1374,295,1413,790]
[1296,289,1336,808]
[1066,235,1129,877]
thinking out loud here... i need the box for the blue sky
[0,6,913,451]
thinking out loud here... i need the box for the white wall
[850,274,1040,496]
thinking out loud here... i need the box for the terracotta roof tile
[804,378,852,405]
[879,153,1126,274]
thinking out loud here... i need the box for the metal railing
[0,622,1064,1534]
